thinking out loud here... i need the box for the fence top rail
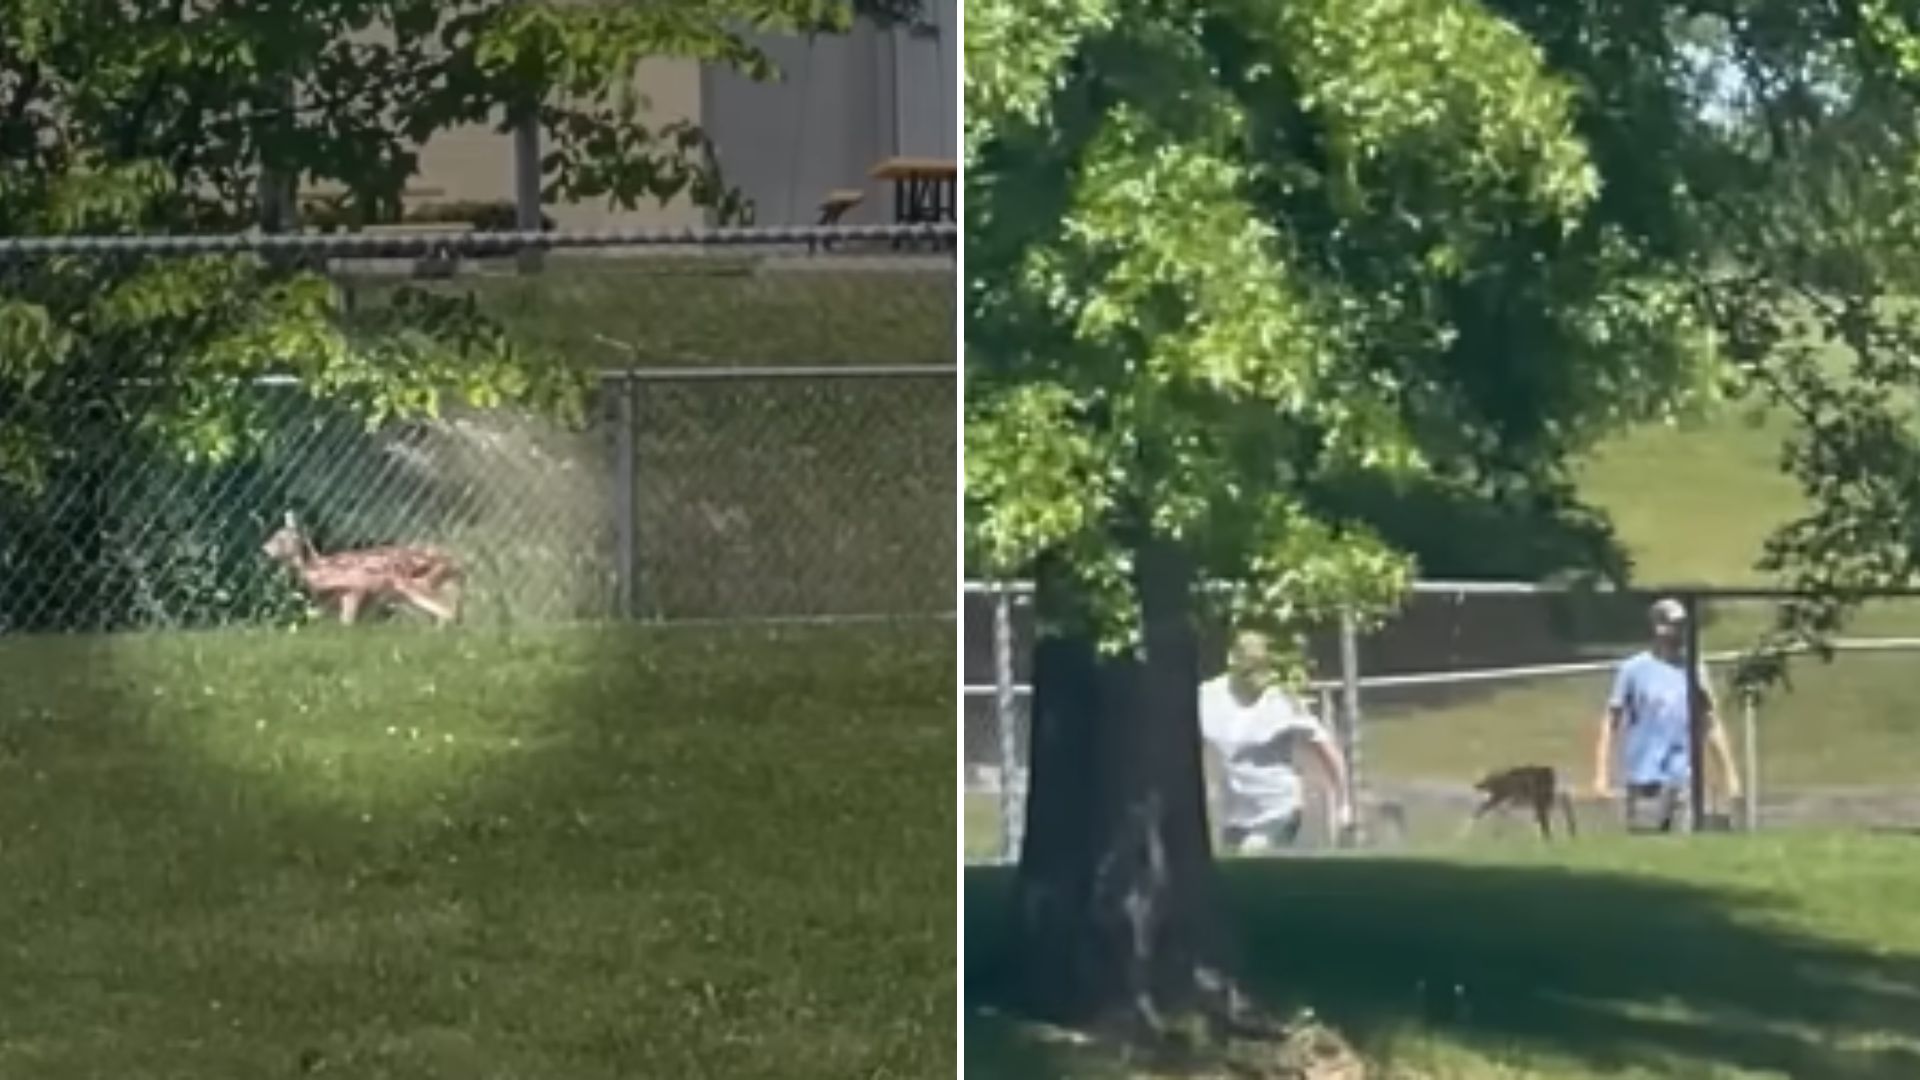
[962,578,1920,601]
[597,364,955,381]
[0,223,956,259]
[959,636,1920,698]
[119,365,954,390]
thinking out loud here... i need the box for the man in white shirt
[1198,628,1353,854]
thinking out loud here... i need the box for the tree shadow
[966,856,1920,1078]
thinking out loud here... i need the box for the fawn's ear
[283,510,299,529]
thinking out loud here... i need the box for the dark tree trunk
[1008,537,1227,1033]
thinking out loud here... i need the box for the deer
[1458,764,1579,841]
[262,512,462,627]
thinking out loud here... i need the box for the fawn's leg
[338,591,364,625]
[1458,796,1499,840]
[397,583,456,626]
[1532,793,1554,839]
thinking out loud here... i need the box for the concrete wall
[698,4,958,226]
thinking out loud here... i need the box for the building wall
[355,3,961,232]
[698,3,958,227]
[408,58,709,230]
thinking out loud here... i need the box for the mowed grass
[378,254,956,369]
[0,621,952,1079]
[1573,407,1805,587]
[968,834,1920,1079]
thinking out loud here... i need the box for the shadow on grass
[0,622,953,1079]
[966,855,1920,1079]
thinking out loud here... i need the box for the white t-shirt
[1197,675,1330,828]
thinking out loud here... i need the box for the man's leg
[1221,824,1253,856]
[1661,782,1692,834]
[1624,783,1664,834]
[1274,810,1303,847]
[1241,812,1303,855]
[1223,813,1301,856]
[1624,782,1690,834]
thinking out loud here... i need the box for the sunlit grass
[0,621,953,1078]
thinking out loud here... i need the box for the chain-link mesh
[960,577,1920,861]
[0,226,954,632]
[1353,587,1673,847]
[960,582,1351,863]
[622,371,952,620]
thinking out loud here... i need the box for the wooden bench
[868,158,955,248]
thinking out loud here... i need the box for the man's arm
[1303,727,1352,825]
[1697,701,1743,799]
[1706,714,1743,798]
[1263,693,1352,826]
[1597,659,1631,796]
[1594,705,1620,796]
[1694,666,1743,798]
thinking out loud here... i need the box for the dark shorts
[1223,811,1303,854]
[1624,782,1691,834]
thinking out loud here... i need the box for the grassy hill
[1573,407,1805,586]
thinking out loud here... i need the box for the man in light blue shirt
[1592,598,1742,833]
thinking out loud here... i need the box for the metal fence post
[513,107,545,275]
[993,584,1023,863]
[613,371,637,619]
[1742,690,1760,832]
[1338,607,1364,844]
[1683,591,1706,832]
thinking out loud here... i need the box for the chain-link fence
[0,225,954,632]
[963,579,1920,863]
[962,581,1351,865]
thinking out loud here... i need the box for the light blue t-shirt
[1608,650,1707,787]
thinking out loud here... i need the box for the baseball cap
[1649,597,1688,625]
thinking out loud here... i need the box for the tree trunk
[1008,537,1227,1033]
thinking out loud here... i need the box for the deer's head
[263,511,310,566]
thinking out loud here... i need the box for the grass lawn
[1573,408,1805,587]
[366,254,956,369]
[967,834,1920,1079]
[0,621,953,1079]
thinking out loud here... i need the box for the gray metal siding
[701,10,957,226]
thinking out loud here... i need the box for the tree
[965,0,1726,1038]
[1477,1,1920,686]
[0,0,916,628]
[970,0,1920,1045]
[1637,1,1920,682]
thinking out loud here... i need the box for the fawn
[262,513,462,627]
[1460,764,1579,840]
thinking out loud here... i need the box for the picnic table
[869,156,956,226]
